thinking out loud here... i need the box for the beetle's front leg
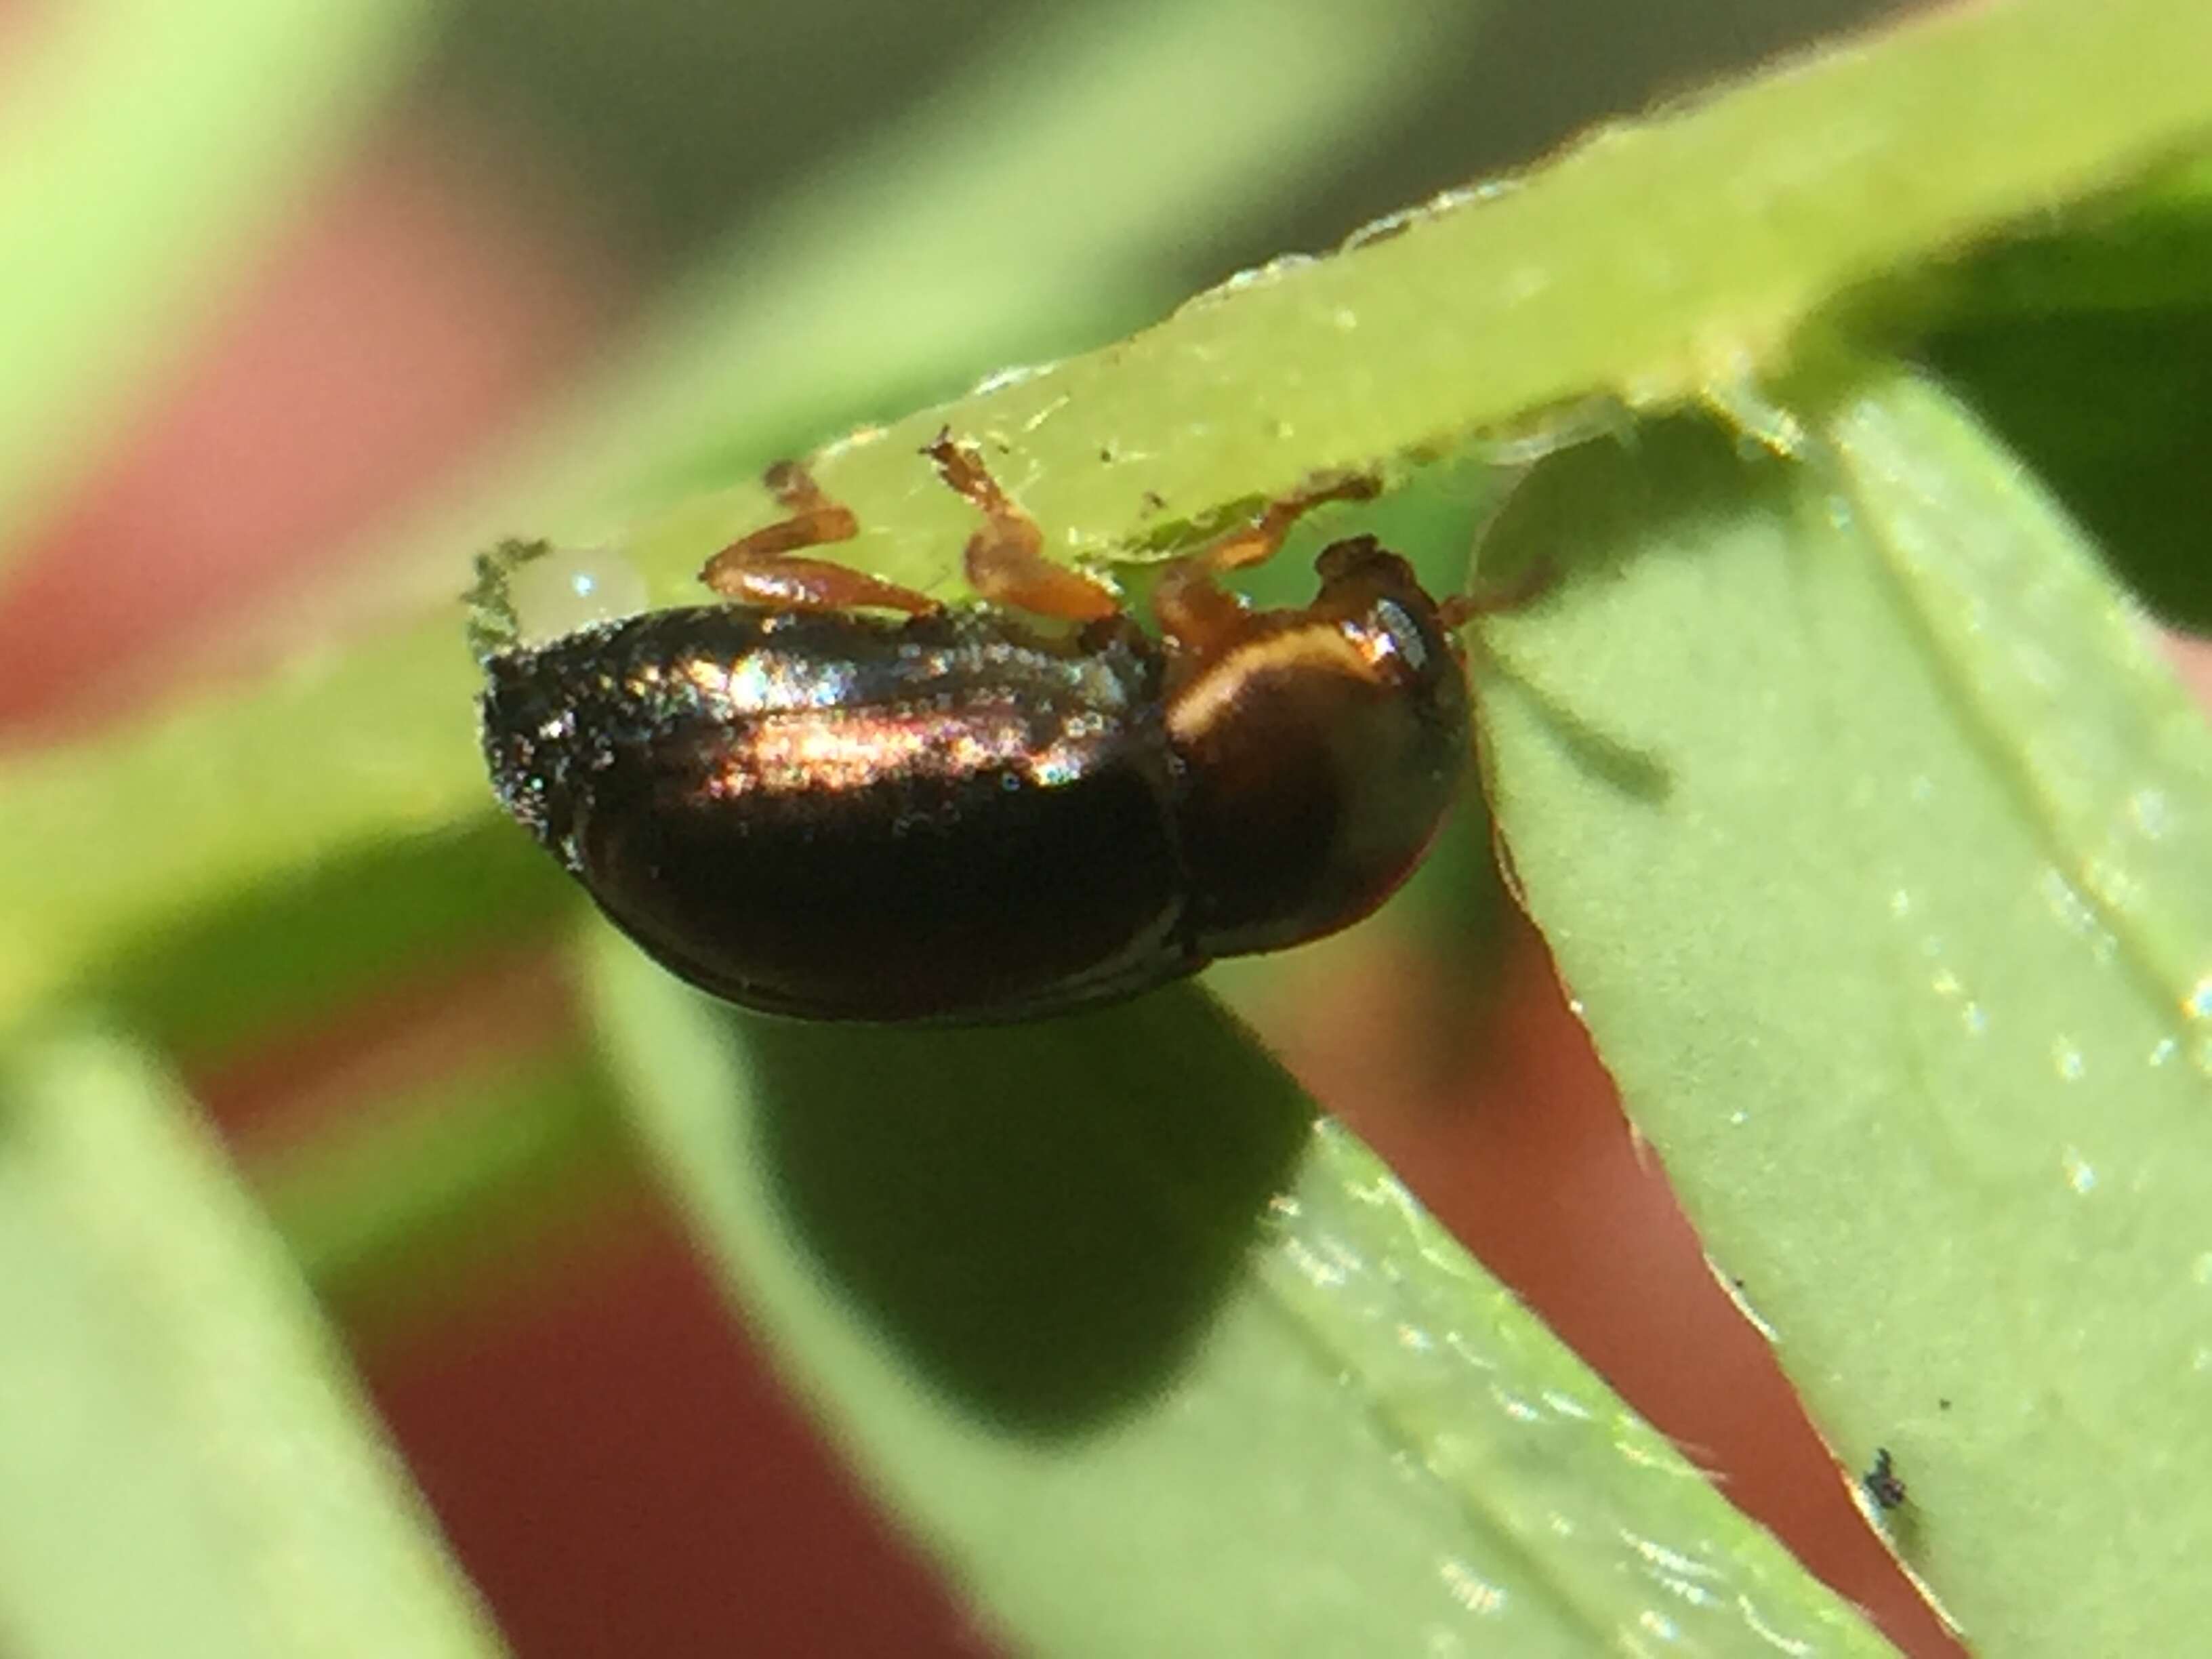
[1151,472,1381,656]
[701,461,941,615]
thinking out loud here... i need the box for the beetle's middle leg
[924,430,1122,624]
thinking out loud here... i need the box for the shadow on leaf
[734,984,1309,1437]
[1468,413,1820,805]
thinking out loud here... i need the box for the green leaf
[1910,153,2212,628]
[1928,307,2212,631]
[1911,153,2212,321]
[1475,369,2212,1653]
[9,0,2212,1035]
[0,1027,500,1658]
[0,0,436,570]
[260,1046,635,1328]
[0,626,497,1029]
[609,0,2212,607]
[588,934,1893,1656]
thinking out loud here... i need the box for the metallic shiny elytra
[477,441,1471,1023]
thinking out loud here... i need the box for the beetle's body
[484,603,1188,1021]
[480,534,1467,1023]
[476,440,1471,1023]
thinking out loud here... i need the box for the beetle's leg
[924,430,1122,623]
[1195,473,1380,572]
[1435,556,1557,630]
[705,552,941,616]
[1153,472,1380,655]
[701,461,940,615]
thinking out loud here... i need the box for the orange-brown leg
[701,460,939,615]
[1152,471,1382,655]
[922,430,1122,623]
[1435,556,1557,631]
[1194,472,1380,572]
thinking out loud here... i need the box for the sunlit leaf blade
[0,626,491,1023]
[0,1029,501,1659]
[613,0,2212,606]
[1475,373,2212,1654]
[1829,371,2212,1008]
[588,937,1893,1657]
[0,0,435,572]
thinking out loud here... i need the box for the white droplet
[507,543,649,643]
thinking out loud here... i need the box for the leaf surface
[0,1029,501,1658]
[1475,371,2212,1652]
[592,941,1893,1657]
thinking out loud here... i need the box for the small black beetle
[1862,1447,1908,1511]
[478,435,1473,1022]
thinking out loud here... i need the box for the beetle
[477,432,1474,1022]
[1862,1447,1908,1511]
